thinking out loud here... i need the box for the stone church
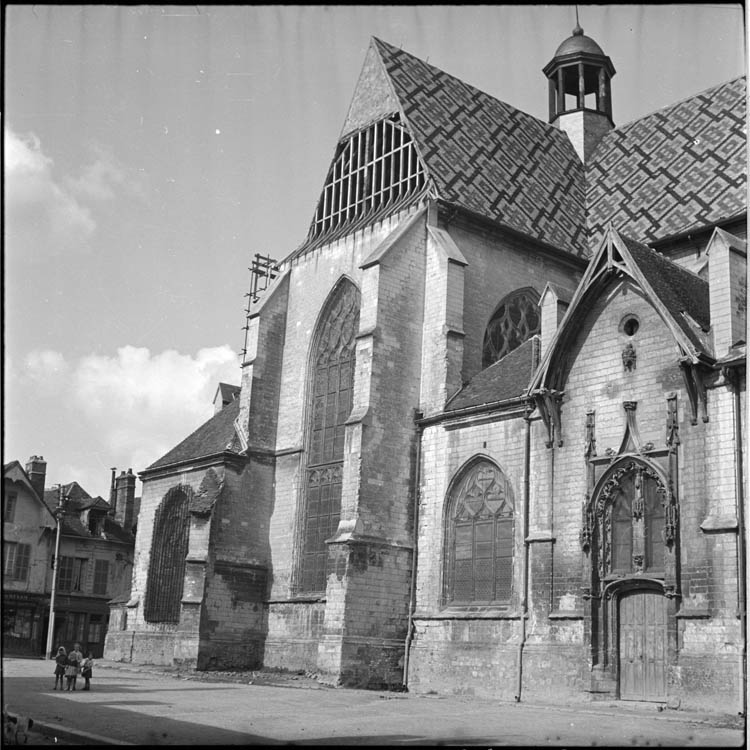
[106,24,747,712]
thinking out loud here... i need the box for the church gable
[587,77,747,249]
[340,41,401,136]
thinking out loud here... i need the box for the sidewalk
[3,657,746,746]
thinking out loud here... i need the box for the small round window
[620,315,640,336]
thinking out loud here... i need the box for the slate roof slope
[372,38,586,257]
[621,235,711,355]
[447,336,540,412]
[145,397,242,471]
[587,77,747,251]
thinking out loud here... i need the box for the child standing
[81,653,94,691]
[65,643,83,691]
[53,647,67,690]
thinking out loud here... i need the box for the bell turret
[543,21,616,162]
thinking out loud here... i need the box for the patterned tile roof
[145,397,242,471]
[621,235,711,355]
[447,336,539,412]
[587,77,747,250]
[373,39,587,257]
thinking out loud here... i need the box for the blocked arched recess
[581,456,679,699]
[441,455,516,608]
[144,484,192,623]
[293,275,362,595]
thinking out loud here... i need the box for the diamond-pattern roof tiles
[372,38,586,257]
[587,77,747,250]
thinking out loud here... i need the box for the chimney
[108,467,117,517]
[115,469,136,532]
[25,455,47,499]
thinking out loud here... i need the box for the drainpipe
[515,403,533,701]
[725,366,746,716]
[403,414,424,689]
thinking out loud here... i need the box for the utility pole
[45,485,65,659]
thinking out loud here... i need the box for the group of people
[54,643,94,691]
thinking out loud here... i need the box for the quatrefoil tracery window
[482,288,540,369]
[300,279,361,593]
[444,460,515,605]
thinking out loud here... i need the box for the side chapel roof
[145,397,242,472]
[446,336,540,412]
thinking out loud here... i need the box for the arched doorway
[583,456,679,701]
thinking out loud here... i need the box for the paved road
[2,658,745,746]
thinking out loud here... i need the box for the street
[2,657,745,746]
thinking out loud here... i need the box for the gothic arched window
[144,487,190,623]
[482,288,540,368]
[444,459,515,605]
[600,462,666,577]
[300,279,360,593]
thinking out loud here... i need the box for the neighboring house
[3,457,56,656]
[116,23,746,712]
[3,457,139,658]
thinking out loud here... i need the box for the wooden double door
[618,589,667,701]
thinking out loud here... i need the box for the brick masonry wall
[444,220,582,387]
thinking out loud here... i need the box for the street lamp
[45,485,66,660]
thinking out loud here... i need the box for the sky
[4,4,746,501]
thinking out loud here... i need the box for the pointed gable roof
[530,226,713,394]
[587,77,747,250]
[370,38,586,257]
[144,397,242,472]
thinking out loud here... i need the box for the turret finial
[573,5,583,36]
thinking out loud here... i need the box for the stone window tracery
[300,279,360,593]
[482,288,540,368]
[444,460,515,605]
[144,487,190,623]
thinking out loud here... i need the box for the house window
[3,492,17,522]
[482,288,540,368]
[144,487,190,623]
[4,542,31,581]
[64,612,86,643]
[93,559,109,596]
[2,607,33,639]
[87,614,104,643]
[308,115,427,247]
[444,460,515,605]
[300,279,360,593]
[58,557,87,592]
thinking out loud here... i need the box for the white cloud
[4,126,146,258]
[65,144,146,202]
[23,350,70,394]
[4,126,96,255]
[8,345,241,498]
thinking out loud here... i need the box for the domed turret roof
[554,23,605,58]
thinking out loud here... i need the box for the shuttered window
[144,487,190,622]
[445,460,515,605]
[93,559,109,596]
[300,279,360,593]
[4,542,30,581]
